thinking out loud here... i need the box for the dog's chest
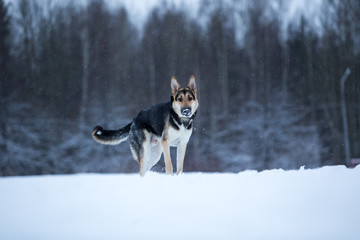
[167,124,192,146]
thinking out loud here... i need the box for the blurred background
[0,0,359,176]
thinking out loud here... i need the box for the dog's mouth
[181,108,192,117]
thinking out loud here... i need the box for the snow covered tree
[216,95,322,171]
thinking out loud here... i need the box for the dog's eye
[188,96,193,101]
[178,97,183,102]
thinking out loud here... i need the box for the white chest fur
[167,125,192,147]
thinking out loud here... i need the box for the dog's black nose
[181,108,192,117]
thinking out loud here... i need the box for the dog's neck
[169,104,197,130]
[171,111,195,130]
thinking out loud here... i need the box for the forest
[0,0,359,176]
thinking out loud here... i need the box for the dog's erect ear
[171,76,180,95]
[187,75,197,94]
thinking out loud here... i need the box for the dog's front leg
[161,139,173,174]
[176,142,187,175]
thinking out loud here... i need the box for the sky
[108,0,323,31]
[5,0,323,32]
[103,0,324,43]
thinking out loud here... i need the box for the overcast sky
[5,0,323,27]
[106,0,323,31]
[4,0,323,38]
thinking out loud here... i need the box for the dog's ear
[171,76,180,95]
[187,75,197,94]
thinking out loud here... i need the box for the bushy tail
[92,123,131,145]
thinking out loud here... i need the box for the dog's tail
[92,123,132,145]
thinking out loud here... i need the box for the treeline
[0,0,359,176]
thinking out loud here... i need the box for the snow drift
[1,165,359,240]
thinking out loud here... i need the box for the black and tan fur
[92,76,199,176]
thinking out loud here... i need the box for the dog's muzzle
[181,108,192,117]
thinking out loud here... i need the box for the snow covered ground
[1,166,359,240]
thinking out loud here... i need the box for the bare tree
[79,5,90,129]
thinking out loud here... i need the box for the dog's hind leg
[138,145,150,176]
[129,128,150,176]
[139,157,146,176]
[146,136,162,172]
[139,131,154,176]
[130,144,147,177]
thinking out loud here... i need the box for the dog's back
[132,102,172,137]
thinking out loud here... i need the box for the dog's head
[171,75,199,118]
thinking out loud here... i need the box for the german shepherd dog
[92,76,198,176]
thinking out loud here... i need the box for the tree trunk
[148,38,156,105]
[79,9,90,130]
[340,68,351,166]
[218,24,229,116]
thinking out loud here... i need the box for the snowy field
[1,166,359,240]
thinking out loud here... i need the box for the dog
[92,75,199,176]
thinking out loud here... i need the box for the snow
[1,166,359,240]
